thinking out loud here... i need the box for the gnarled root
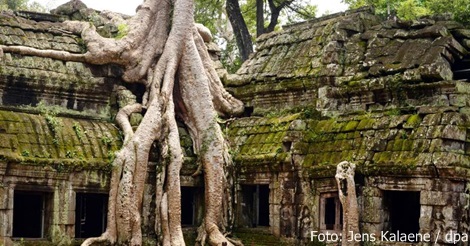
[4,0,244,245]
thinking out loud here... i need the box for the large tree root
[4,0,243,245]
[335,161,360,246]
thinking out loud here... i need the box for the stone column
[0,185,13,246]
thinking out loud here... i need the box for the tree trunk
[226,0,254,61]
[256,0,265,37]
[1,0,244,245]
[335,161,360,246]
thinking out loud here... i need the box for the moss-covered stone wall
[0,109,121,171]
[227,7,470,118]
[0,11,126,118]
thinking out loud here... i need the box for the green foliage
[0,0,47,12]
[283,0,318,24]
[195,0,242,72]
[101,134,113,146]
[72,122,84,141]
[195,0,224,36]
[396,0,431,20]
[343,0,470,23]
[65,150,77,159]
[384,108,402,116]
[239,0,317,33]
[194,0,317,72]
[220,39,243,73]
[37,101,62,145]
[21,150,30,157]
[107,150,116,164]
[0,0,28,10]
[115,23,129,39]
[425,0,470,24]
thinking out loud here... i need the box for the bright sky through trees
[35,0,348,16]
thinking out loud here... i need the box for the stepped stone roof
[2,7,470,179]
[226,7,470,116]
[0,10,124,170]
[0,109,121,171]
[0,10,123,117]
[226,7,470,178]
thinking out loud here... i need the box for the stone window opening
[13,190,52,238]
[319,193,342,231]
[243,106,254,117]
[452,55,470,81]
[383,190,420,241]
[282,141,292,152]
[241,184,270,227]
[75,193,108,238]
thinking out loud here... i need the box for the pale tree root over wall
[335,161,360,246]
[1,0,244,245]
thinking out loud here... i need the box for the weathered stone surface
[228,8,470,117]
[2,5,470,245]
[0,110,121,170]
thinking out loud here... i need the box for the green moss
[356,118,375,130]
[385,108,402,116]
[233,229,292,246]
[21,150,30,157]
[393,139,404,151]
[72,122,84,141]
[404,114,422,128]
[342,120,359,132]
[347,80,361,87]
[402,139,414,151]
[373,151,393,164]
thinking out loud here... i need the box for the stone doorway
[319,193,342,231]
[181,186,203,227]
[75,193,108,238]
[383,191,420,238]
[241,185,270,227]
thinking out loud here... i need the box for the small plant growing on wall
[72,122,84,141]
[37,101,62,146]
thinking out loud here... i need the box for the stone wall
[227,7,470,117]
[0,11,126,118]
[2,3,470,246]
[226,6,470,245]
[0,8,126,245]
[0,164,110,245]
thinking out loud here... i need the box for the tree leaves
[343,0,470,23]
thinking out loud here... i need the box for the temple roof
[0,109,121,171]
[225,8,470,178]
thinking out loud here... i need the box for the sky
[35,0,349,17]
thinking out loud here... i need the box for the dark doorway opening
[241,185,270,227]
[75,193,108,238]
[181,187,196,226]
[320,193,342,231]
[324,197,336,230]
[13,191,50,238]
[384,191,420,241]
[258,185,269,226]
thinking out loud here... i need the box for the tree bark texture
[1,0,244,245]
[256,0,264,37]
[335,161,360,246]
[225,0,253,61]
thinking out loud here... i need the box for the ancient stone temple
[226,6,470,245]
[1,3,470,245]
